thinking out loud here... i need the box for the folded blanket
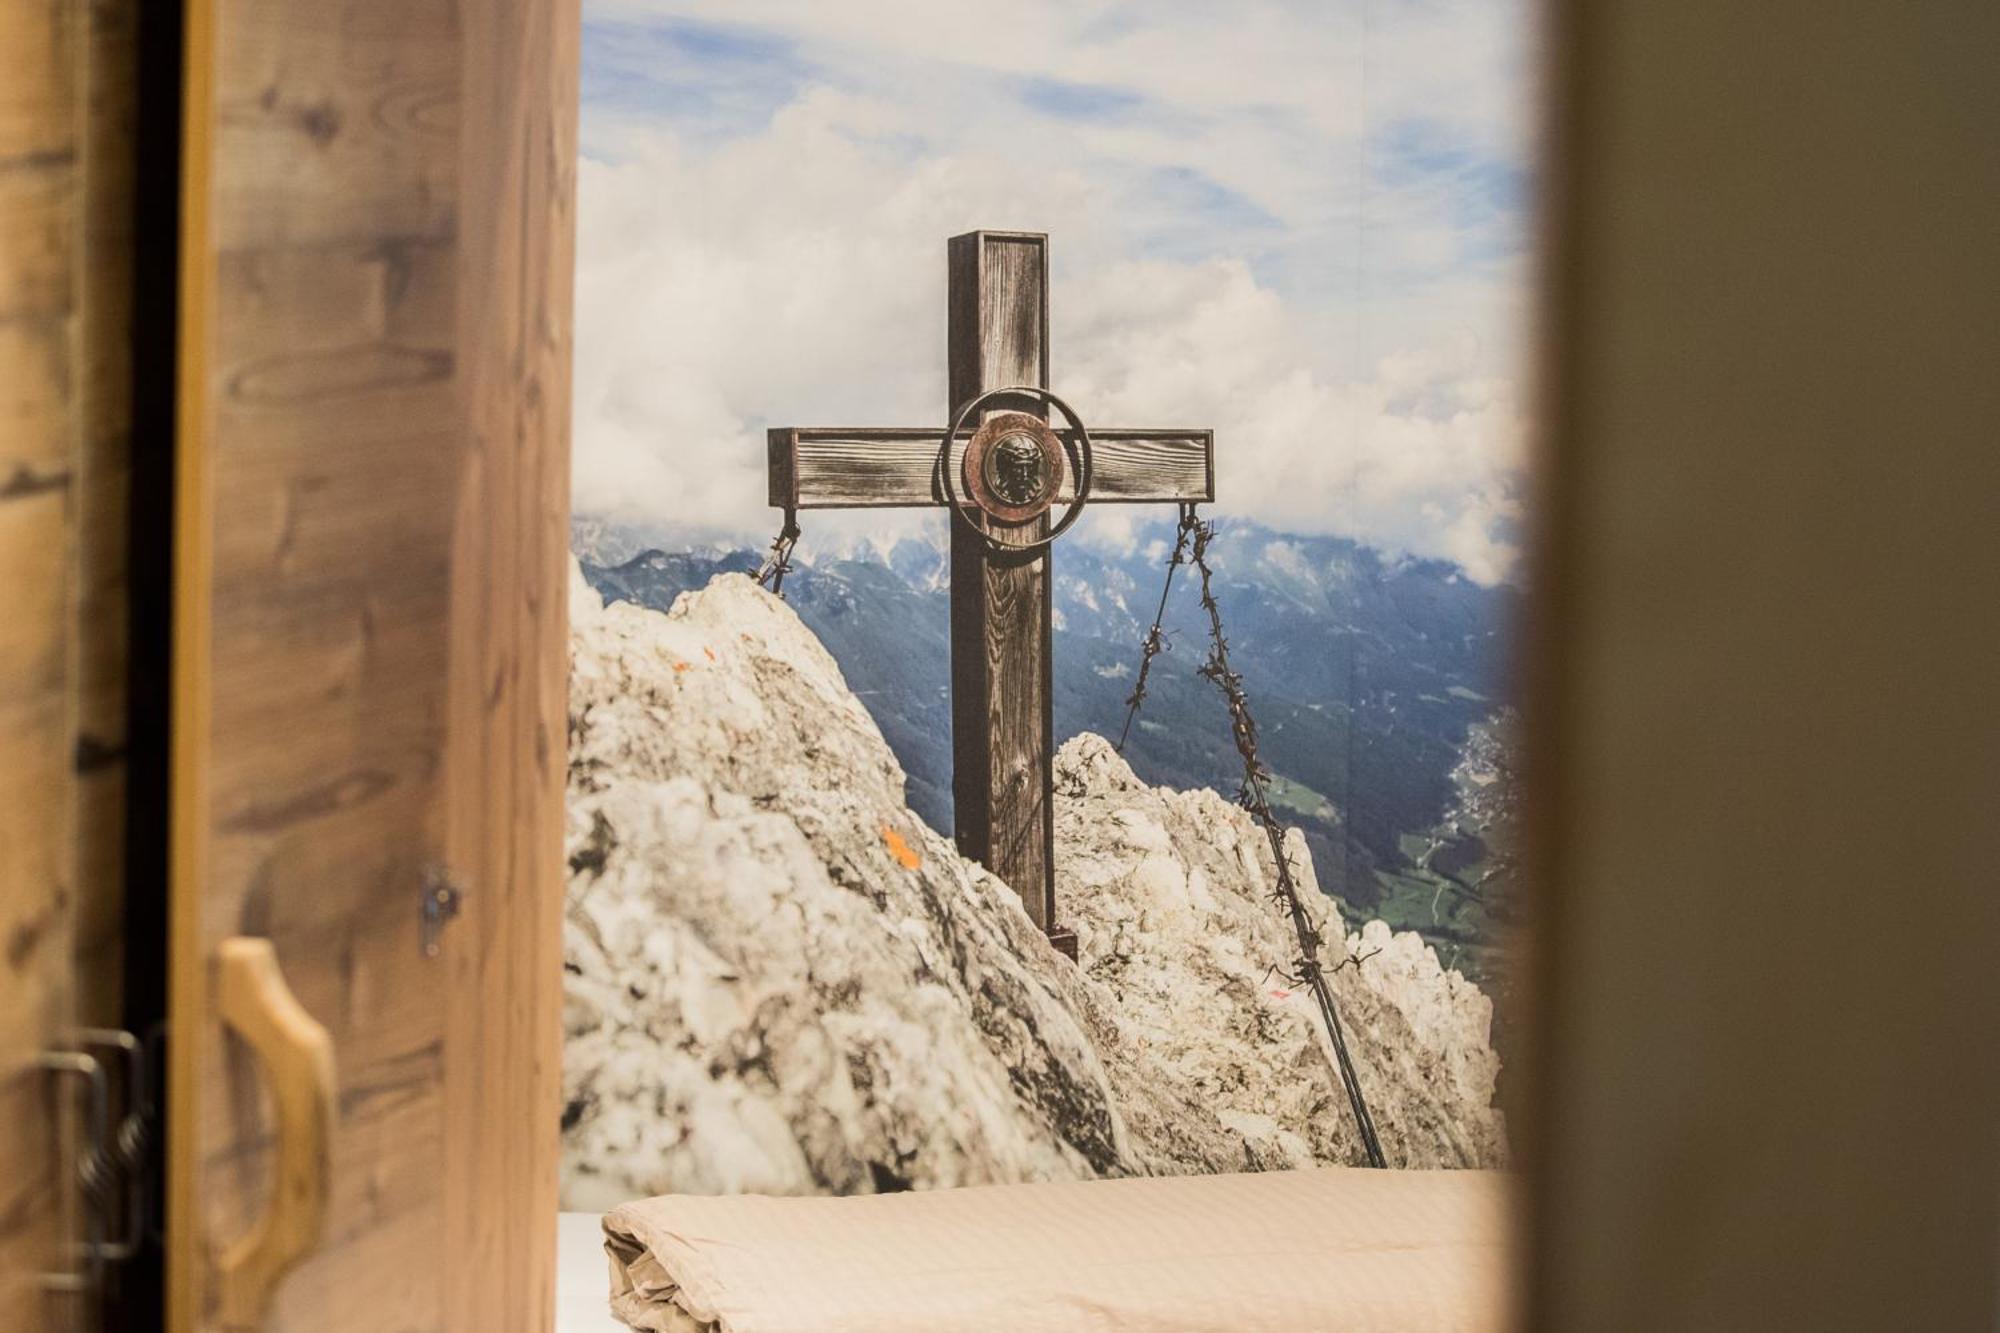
[603,1168,1511,1332]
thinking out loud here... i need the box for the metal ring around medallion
[938,386,1094,557]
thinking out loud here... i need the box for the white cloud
[572,1,1536,582]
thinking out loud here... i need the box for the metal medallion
[961,411,1066,524]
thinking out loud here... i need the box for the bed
[562,1167,1511,1333]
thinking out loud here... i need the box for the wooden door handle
[214,937,336,1328]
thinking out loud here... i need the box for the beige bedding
[602,1168,1512,1332]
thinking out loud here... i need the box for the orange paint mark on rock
[672,661,691,673]
[881,826,921,871]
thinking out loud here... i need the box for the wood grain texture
[947,232,1057,935]
[768,427,1213,509]
[168,1,575,1329]
[440,0,574,1328]
[0,0,83,1322]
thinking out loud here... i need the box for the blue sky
[571,1,1536,581]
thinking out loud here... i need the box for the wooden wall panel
[0,0,84,1325]
[168,1,575,1329]
[1,1,147,1323]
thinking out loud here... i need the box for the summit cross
[765,230,1215,956]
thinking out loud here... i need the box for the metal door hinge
[76,1029,151,1265]
[35,1049,103,1296]
[38,1025,160,1297]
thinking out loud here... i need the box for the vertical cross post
[945,231,1067,952]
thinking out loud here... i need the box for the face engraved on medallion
[985,432,1051,507]
[962,411,1066,523]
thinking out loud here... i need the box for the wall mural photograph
[561,0,1534,1218]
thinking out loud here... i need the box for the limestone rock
[562,563,1503,1209]
[1054,734,1505,1171]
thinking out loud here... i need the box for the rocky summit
[561,563,1504,1210]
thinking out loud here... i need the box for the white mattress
[598,1168,1512,1333]
[558,1212,625,1333]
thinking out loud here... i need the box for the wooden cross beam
[767,231,1214,956]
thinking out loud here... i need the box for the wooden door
[166,2,576,1330]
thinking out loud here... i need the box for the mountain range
[571,513,1523,985]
